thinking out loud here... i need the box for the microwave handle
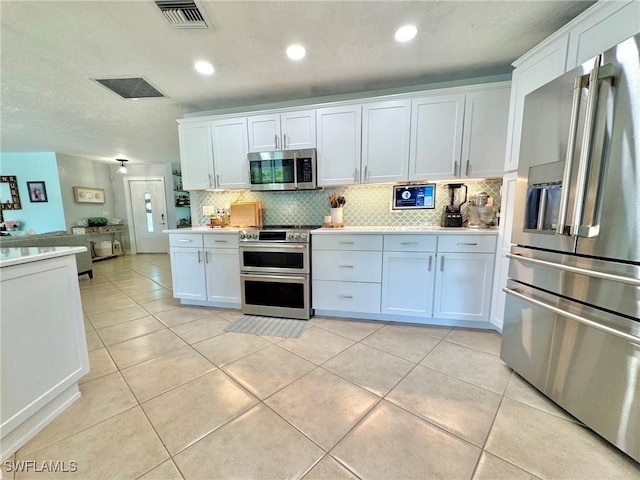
[293,152,298,189]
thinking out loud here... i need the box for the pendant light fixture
[116,158,128,173]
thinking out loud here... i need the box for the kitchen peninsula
[0,246,90,459]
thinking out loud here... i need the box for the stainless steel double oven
[239,226,316,320]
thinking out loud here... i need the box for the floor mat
[224,315,309,338]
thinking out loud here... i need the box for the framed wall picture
[27,181,48,203]
[73,186,105,204]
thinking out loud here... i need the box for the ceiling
[1,0,595,166]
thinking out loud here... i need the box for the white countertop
[0,246,87,268]
[312,226,498,234]
[163,227,243,234]
[165,226,498,235]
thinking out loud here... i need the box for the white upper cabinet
[316,105,362,186]
[281,110,316,150]
[361,99,411,184]
[504,34,569,172]
[409,93,465,181]
[247,110,315,152]
[210,117,250,189]
[565,0,640,70]
[461,85,511,179]
[178,122,215,190]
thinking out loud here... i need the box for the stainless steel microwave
[248,148,316,191]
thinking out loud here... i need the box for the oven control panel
[239,229,310,243]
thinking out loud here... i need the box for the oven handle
[504,287,640,345]
[240,243,308,250]
[241,273,307,283]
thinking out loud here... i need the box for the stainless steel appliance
[239,225,319,320]
[248,149,316,191]
[502,34,640,462]
[440,183,467,227]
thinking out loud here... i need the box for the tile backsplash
[196,181,502,227]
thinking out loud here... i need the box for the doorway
[127,179,168,253]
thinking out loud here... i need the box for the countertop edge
[311,227,498,234]
[1,246,87,267]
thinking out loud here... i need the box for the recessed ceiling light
[286,44,306,61]
[395,25,417,43]
[194,61,214,75]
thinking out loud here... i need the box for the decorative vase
[330,207,343,224]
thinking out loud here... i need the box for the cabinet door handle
[457,242,478,246]
[179,239,192,243]
[400,242,419,245]
[364,165,369,182]
[338,295,353,299]
[428,255,433,271]
[214,240,227,243]
[465,160,470,176]
[338,241,354,244]
[205,251,209,263]
[216,174,220,187]
[338,265,354,268]
[197,250,202,263]
[440,256,445,271]
[454,161,458,177]
[354,168,358,183]
[283,133,287,150]
[275,134,279,150]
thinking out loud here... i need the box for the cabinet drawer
[313,250,382,282]
[203,234,239,249]
[313,234,383,251]
[312,280,381,314]
[437,234,496,253]
[383,234,437,252]
[169,233,204,248]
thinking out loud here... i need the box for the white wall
[56,154,115,228]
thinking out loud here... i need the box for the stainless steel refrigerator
[502,34,639,462]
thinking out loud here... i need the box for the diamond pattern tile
[195,180,502,227]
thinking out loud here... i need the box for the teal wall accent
[0,152,66,232]
[196,181,502,228]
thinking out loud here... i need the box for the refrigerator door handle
[571,61,617,238]
[503,287,640,345]
[507,253,640,287]
[556,75,587,235]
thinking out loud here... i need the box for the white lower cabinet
[169,233,241,306]
[433,233,496,322]
[312,234,383,313]
[313,280,381,314]
[313,232,496,325]
[433,253,494,322]
[170,246,207,301]
[204,248,240,303]
[381,251,436,317]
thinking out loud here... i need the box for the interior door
[129,179,168,253]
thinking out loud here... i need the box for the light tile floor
[3,254,639,479]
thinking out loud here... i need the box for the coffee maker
[441,183,467,227]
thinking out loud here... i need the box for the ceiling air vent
[155,0,207,29]
[92,77,166,99]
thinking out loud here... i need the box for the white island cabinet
[167,229,241,308]
[1,247,89,460]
